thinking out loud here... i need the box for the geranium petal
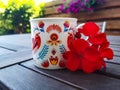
[91,44,99,49]
[100,48,114,60]
[66,54,81,71]
[63,51,72,60]
[83,47,100,62]
[100,41,110,50]
[81,22,99,36]
[88,33,107,45]
[96,58,106,70]
[81,58,96,73]
[72,39,89,54]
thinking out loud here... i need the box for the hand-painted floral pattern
[38,21,45,32]
[64,21,70,32]
[51,49,56,55]
[37,45,49,60]
[41,60,49,67]
[32,32,41,53]
[49,56,58,65]
[47,33,62,46]
[46,24,62,33]
[59,60,66,67]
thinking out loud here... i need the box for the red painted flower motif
[41,60,49,67]
[47,33,62,46]
[64,21,70,28]
[38,21,44,28]
[32,32,41,53]
[59,60,66,67]
[51,49,56,55]
[50,33,58,41]
[46,24,62,33]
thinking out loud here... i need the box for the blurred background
[0,0,120,35]
[0,0,53,35]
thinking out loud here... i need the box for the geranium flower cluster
[57,0,106,13]
[63,22,114,73]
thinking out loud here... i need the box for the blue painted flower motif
[59,45,66,54]
[37,45,49,60]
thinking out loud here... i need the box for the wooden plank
[21,60,120,90]
[0,47,15,55]
[101,20,120,30]
[0,42,29,52]
[45,8,120,21]
[0,65,77,90]
[45,0,120,15]
[98,62,120,79]
[106,31,120,35]
[107,36,120,45]
[113,51,120,57]
[0,81,10,90]
[0,50,32,69]
[0,34,31,48]
[78,20,120,31]
[106,62,120,75]
[44,6,59,15]
[95,0,120,10]
[110,45,120,51]
[44,0,120,33]
[105,56,120,64]
[45,0,63,8]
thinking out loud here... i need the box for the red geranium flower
[100,41,110,50]
[100,48,114,60]
[63,39,105,73]
[63,21,114,73]
[80,22,99,36]
[88,33,107,45]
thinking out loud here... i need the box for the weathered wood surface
[0,34,32,69]
[21,60,120,90]
[0,50,32,69]
[0,34,31,48]
[44,0,120,35]
[0,34,120,90]
[0,47,15,55]
[0,65,77,90]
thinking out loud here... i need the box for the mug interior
[30,18,77,22]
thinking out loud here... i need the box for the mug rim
[30,17,77,21]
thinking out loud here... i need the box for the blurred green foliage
[0,0,45,35]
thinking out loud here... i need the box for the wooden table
[0,34,120,90]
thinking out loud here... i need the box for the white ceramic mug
[30,18,77,69]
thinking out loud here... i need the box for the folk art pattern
[32,20,73,69]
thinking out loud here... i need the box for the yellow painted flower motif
[49,56,58,65]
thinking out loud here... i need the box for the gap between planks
[19,64,86,90]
